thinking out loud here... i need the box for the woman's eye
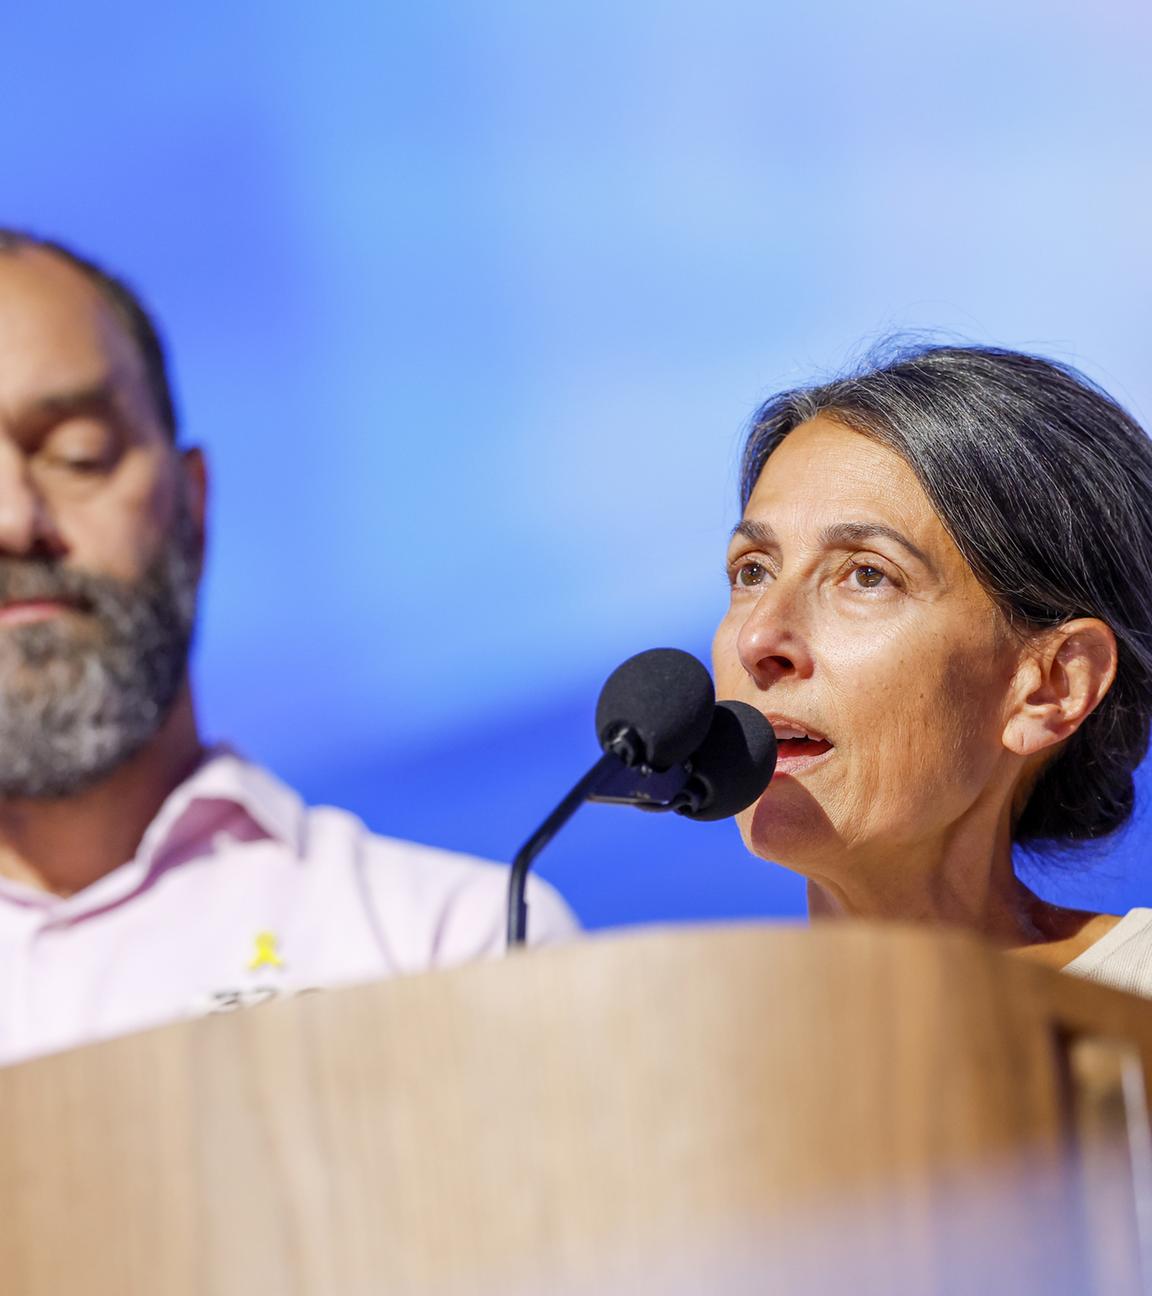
[735,560,767,588]
[851,564,888,589]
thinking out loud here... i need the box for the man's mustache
[0,558,132,614]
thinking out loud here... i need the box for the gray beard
[0,503,200,799]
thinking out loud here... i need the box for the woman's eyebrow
[819,521,935,571]
[729,518,776,547]
[730,517,936,572]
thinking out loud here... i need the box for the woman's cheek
[711,613,746,695]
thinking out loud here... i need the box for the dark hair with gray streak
[740,342,1152,850]
[0,227,177,440]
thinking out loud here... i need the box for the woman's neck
[805,803,1019,932]
[803,827,1117,966]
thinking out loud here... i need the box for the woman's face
[712,416,1026,871]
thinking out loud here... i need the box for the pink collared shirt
[0,747,580,1067]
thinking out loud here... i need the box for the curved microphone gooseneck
[505,751,622,949]
[506,650,777,947]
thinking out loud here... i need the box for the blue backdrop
[6,1,1151,926]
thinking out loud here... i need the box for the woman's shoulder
[1010,893,1126,968]
[1060,908,1152,996]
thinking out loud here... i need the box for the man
[0,231,578,1066]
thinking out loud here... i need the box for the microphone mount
[506,751,721,947]
[505,650,776,949]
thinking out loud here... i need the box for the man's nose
[0,449,65,558]
[736,580,815,687]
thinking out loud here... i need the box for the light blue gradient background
[6,2,1151,926]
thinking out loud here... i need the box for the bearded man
[0,231,577,1066]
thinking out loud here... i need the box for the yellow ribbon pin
[248,931,285,971]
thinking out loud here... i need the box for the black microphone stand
[506,751,697,947]
[506,752,620,948]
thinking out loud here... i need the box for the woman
[713,343,1152,993]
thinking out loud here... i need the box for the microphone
[594,648,715,769]
[507,649,714,946]
[671,700,777,821]
[506,651,777,947]
[588,700,776,819]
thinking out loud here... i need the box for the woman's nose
[736,584,815,687]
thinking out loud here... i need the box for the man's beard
[0,503,200,798]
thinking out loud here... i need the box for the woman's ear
[1002,618,1117,758]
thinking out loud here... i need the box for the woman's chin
[740,777,842,868]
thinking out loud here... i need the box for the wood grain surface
[1,922,1150,1295]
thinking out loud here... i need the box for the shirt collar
[135,743,307,867]
[0,745,307,923]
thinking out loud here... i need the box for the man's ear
[178,447,208,575]
[179,446,208,534]
[1002,618,1118,758]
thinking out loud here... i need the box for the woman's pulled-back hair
[740,342,1152,850]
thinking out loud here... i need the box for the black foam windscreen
[594,648,715,770]
[674,699,777,821]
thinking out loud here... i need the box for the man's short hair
[0,229,178,441]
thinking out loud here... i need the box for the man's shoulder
[184,747,487,879]
[200,751,581,960]
[299,796,523,895]
[305,799,500,878]
[341,818,581,957]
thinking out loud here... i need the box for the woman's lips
[772,737,835,777]
[760,716,834,778]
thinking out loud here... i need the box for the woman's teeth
[765,721,834,772]
[772,731,835,771]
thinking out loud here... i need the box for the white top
[0,748,580,1067]
[1063,908,1152,996]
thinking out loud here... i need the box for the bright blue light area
[6,1,1152,923]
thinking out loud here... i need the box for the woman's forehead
[745,417,947,551]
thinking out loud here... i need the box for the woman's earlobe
[1002,710,1049,759]
[1000,656,1048,755]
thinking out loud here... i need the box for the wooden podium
[2,923,1152,1294]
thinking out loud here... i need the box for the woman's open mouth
[768,720,835,776]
